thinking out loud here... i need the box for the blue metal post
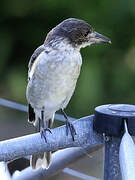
[104,137,121,180]
[94,104,135,180]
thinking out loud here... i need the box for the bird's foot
[40,127,52,143]
[66,121,76,141]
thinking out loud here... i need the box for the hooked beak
[89,31,111,44]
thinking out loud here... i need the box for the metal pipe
[0,116,103,162]
[0,162,11,180]
[0,98,75,122]
[12,146,102,180]
[104,136,122,180]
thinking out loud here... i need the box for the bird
[26,18,111,170]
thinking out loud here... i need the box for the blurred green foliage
[1,0,135,118]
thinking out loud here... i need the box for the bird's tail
[28,107,54,170]
[30,151,52,170]
[30,118,53,170]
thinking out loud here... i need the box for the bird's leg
[40,108,52,143]
[61,109,76,141]
[34,118,40,133]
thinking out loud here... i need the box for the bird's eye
[84,31,89,37]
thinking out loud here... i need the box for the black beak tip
[102,37,111,44]
[108,40,112,44]
[94,32,111,44]
[100,39,111,44]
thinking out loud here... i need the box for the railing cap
[93,104,135,136]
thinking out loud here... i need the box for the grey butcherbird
[26,18,111,170]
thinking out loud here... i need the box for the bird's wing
[27,45,45,123]
[28,44,45,73]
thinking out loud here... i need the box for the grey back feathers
[28,45,45,73]
[28,45,53,170]
[28,45,45,123]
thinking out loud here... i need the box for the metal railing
[0,98,101,180]
[0,98,135,180]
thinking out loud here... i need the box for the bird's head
[45,18,111,49]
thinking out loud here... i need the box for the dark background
[0,0,135,179]
[1,0,135,117]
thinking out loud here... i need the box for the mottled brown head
[45,18,111,48]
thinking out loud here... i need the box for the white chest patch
[27,40,82,111]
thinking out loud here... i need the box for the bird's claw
[66,121,76,141]
[40,128,52,143]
